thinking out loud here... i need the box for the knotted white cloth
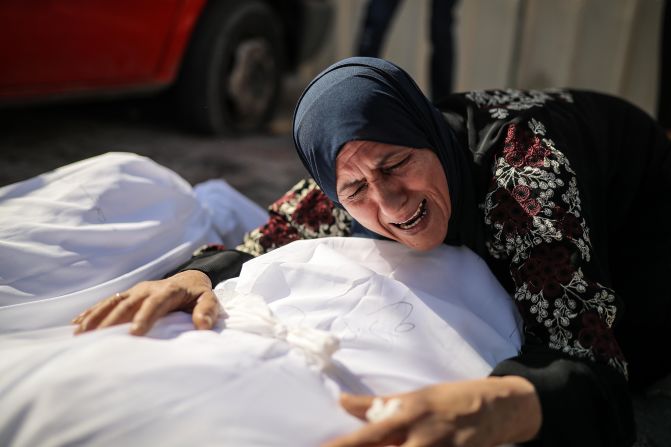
[216,288,340,370]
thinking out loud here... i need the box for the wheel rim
[225,38,277,128]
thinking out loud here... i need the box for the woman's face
[336,140,451,251]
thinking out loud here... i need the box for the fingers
[323,394,409,447]
[340,393,376,420]
[71,306,94,325]
[71,306,95,325]
[322,418,407,447]
[73,274,217,336]
[74,292,129,335]
[191,290,221,330]
[130,289,184,336]
[400,418,453,447]
[98,293,148,331]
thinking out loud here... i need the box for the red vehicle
[0,0,332,133]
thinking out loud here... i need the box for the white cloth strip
[215,288,340,370]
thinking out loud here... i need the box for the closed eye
[348,182,367,199]
[381,155,410,174]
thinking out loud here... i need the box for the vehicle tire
[175,0,285,134]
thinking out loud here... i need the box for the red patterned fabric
[236,179,351,257]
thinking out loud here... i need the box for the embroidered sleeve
[236,179,352,256]
[465,88,574,120]
[483,119,627,377]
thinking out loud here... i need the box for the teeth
[395,200,427,229]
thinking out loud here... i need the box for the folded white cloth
[194,179,267,248]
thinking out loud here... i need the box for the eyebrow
[337,151,403,195]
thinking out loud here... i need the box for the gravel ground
[0,87,309,208]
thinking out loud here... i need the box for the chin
[411,241,442,252]
[374,224,446,251]
[403,225,447,251]
[397,236,443,252]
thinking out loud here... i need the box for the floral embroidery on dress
[466,88,573,120]
[236,179,352,256]
[483,118,627,377]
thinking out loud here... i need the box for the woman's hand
[323,376,541,447]
[72,270,220,336]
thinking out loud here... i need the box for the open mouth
[392,199,427,230]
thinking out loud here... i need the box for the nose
[371,179,407,221]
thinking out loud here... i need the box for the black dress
[175,89,671,447]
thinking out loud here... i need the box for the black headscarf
[293,57,480,249]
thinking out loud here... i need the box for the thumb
[340,393,376,420]
[192,290,221,330]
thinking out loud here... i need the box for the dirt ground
[0,87,309,208]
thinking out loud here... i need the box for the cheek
[345,203,375,223]
[422,169,449,208]
[345,203,388,232]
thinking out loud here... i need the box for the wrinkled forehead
[335,140,417,187]
[337,140,412,168]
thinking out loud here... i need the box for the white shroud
[0,154,522,446]
[0,152,266,329]
[0,237,521,447]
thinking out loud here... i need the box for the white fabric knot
[214,289,339,369]
[365,398,403,422]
